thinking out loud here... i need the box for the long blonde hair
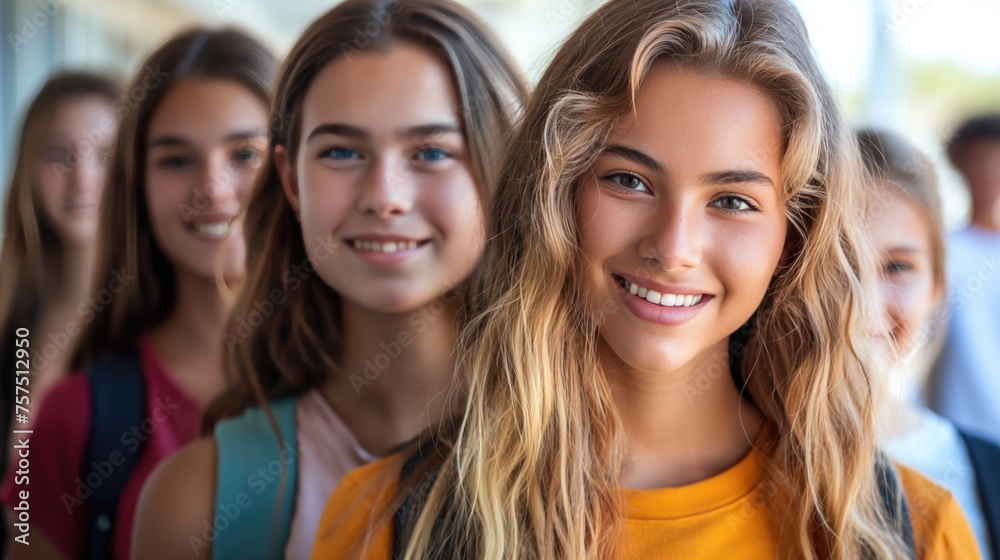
[401,0,902,558]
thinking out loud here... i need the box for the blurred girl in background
[1,29,275,560]
[859,127,1000,560]
[0,69,118,560]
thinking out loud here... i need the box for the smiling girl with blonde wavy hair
[311,0,980,558]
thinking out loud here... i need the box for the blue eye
[319,147,359,160]
[886,261,913,275]
[711,195,756,213]
[605,172,649,192]
[415,147,449,162]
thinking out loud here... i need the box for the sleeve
[898,464,984,560]
[310,459,398,560]
[1,373,91,558]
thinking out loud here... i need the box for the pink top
[285,389,378,560]
[1,336,202,559]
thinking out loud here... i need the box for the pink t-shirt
[1,336,201,560]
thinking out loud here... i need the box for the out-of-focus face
[956,139,1000,224]
[867,185,943,361]
[145,79,268,283]
[33,96,116,245]
[577,64,787,377]
[278,44,484,314]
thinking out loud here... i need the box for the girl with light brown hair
[133,1,525,558]
[312,0,980,558]
[1,29,275,560]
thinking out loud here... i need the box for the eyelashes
[600,172,761,213]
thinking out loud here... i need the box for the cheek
[297,167,353,236]
[898,276,938,326]
[713,222,785,301]
[421,171,483,239]
[34,160,65,208]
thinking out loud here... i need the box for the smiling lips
[349,239,424,253]
[614,274,707,308]
[185,215,235,240]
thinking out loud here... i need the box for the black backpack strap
[728,314,757,408]
[392,437,448,560]
[875,451,916,559]
[960,430,1000,558]
[83,350,145,560]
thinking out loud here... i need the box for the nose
[64,151,106,194]
[356,156,414,219]
[640,199,702,272]
[202,154,237,203]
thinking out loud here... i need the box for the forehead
[44,96,115,139]
[300,44,461,134]
[866,185,934,252]
[147,79,268,140]
[611,64,783,181]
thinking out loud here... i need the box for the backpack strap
[960,430,1000,558]
[83,350,145,560]
[212,397,298,560]
[875,451,916,559]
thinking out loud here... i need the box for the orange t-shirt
[311,441,982,559]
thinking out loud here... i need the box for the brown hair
[201,0,526,431]
[0,72,119,367]
[71,28,277,367]
[857,127,945,287]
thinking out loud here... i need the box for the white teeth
[192,221,230,237]
[352,240,420,253]
[626,281,704,307]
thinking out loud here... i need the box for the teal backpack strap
[212,397,299,560]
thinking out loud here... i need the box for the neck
[147,270,239,403]
[969,197,1000,232]
[878,361,925,441]
[320,296,460,456]
[605,338,764,489]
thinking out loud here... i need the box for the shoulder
[132,437,218,560]
[897,463,984,559]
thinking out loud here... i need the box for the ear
[275,145,300,219]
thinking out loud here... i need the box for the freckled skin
[278,44,484,314]
[577,64,788,379]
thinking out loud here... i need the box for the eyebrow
[603,144,664,174]
[700,170,774,188]
[602,144,774,188]
[148,129,266,148]
[306,122,462,143]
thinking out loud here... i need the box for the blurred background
[2,0,999,229]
